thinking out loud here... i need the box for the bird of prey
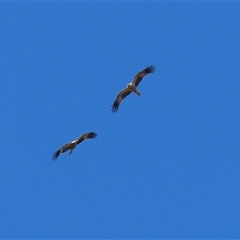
[52,132,97,160]
[111,65,156,112]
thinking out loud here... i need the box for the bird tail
[135,90,141,96]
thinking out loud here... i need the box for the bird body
[127,83,141,96]
[111,65,155,112]
[52,132,97,160]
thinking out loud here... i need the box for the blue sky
[1,2,240,239]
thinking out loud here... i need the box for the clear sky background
[1,2,240,239]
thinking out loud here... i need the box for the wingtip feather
[89,132,98,139]
[52,149,60,160]
[147,65,156,73]
[111,105,119,113]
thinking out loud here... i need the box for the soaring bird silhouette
[52,132,97,160]
[111,65,156,112]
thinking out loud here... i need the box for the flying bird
[111,65,156,112]
[52,132,97,160]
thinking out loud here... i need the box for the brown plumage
[52,132,97,160]
[111,65,156,112]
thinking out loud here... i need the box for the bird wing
[76,132,97,145]
[52,143,72,160]
[132,65,155,87]
[111,88,132,113]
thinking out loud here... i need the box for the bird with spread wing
[111,65,156,112]
[52,132,97,160]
